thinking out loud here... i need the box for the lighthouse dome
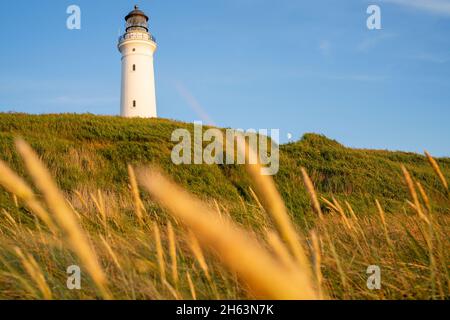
[125,5,149,32]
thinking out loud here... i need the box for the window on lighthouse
[133,64,136,71]
[133,100,136,108]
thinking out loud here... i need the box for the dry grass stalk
[153,223,166,284]
[167,222,178,285]
[332,197,353,231]
[230,133,311,272]
[265,230,297,271]
[163,279,181,300]
[416,182,432,214]
[74,190,88,209]
[425,151,448,190]
[97,190,106,224]
[128,164,145,224]
[402,166,440,297]
[321,196,339,213]
[245,160,311,276]
[100,235,122,271]
[0,160,57,233]
[344,200,369,245]
[12,193,19,208]
[310,230,324,299]
[90,190,107,231]
[401,165,430,225]
[138,167,318,300]
[213,199,223,220]
[186,272,197,300]
[301,168,324,220]
[301,168,348,294]
[344,201,359,222]
[416,178,450,294]
[2,209,18,230]
[14,247,52,300]
[15,139,111,299]
[249,187,265,212]
[187,231,211,281]
[375,199,394,253]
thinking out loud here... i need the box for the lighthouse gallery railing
[118,33,156,43]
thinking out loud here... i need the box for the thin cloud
[410,53,450,64]
[356,33,397,53]
[382,0,450,16]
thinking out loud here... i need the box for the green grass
[0,113,448,219]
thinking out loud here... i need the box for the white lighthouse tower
[118,6,157,118]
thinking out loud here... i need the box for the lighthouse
[118,6,157,118]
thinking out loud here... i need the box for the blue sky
[0,0,449,156]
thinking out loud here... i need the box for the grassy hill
[0,113,448,300]
[0,113,448,218]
